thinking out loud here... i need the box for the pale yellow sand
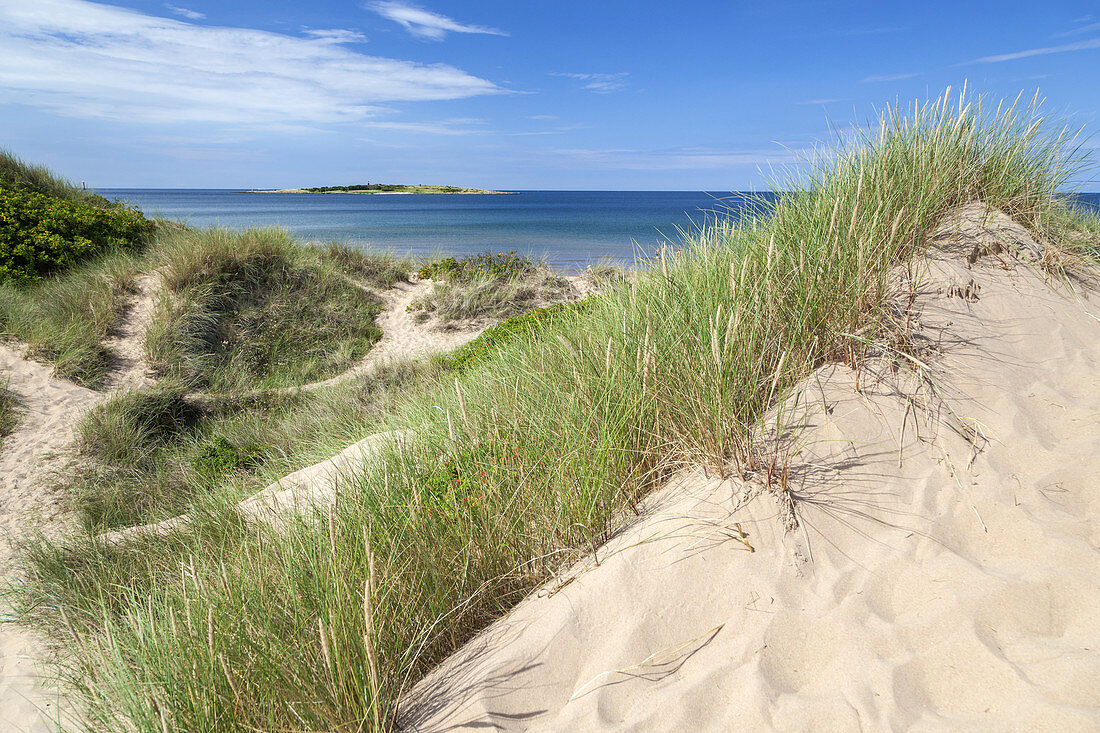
[402,207,1100,731]
[0,345,96,732]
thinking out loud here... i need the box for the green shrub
[0,187,151,284]
[191,435,260,478]
[417,251,533,282]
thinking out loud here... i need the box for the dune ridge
[401,205,1100,731]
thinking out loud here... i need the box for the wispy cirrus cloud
[367,1,506,41]
[163,3,203,20]
[550,146,795,170]
[551,72,629,93]
[0,0,502,126]
[971,36,1100,63]
[1054,21,1100,36]
[368,118,490,135]
[301,28,366,44]
[861,72,918,83]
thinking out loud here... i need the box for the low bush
[416,250,533,282]
[0,187,152,285]
[191,435,261,479]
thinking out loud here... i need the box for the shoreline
[247,188,520,195]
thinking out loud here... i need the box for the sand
[0,345,98,732]
[6,216,1098,730]
[402,206,1100,731]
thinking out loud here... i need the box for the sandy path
[101,273,159,392]
[301,279,483,392]
[402,208,1100,731]
[0,345,99,732]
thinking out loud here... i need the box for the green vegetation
[438,298,596,373]
[0,150,152,285]
[0,187,152,284]
[11,91,1096,732]
[144,228,404,392]
[412,251,572,324]
[265,183,509,194]
[0,250,142,386]
[0,379,18,444]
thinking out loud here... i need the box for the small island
[250,183,517,195]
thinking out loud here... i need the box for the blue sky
[1,0,1098,189]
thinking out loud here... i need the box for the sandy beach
[401,206,1100,731]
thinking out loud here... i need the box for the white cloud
[550,146,795,171]
[861,72,918,83]
[0,0,501,126]
[551,72,629,93]
[367,1,506,41]
[368,118,490,135]
[1054,21,1100,37]
[301,28,366,44]
[164,3,203,20]
[972,36,1100,63]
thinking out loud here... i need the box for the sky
[1,0,1099,189]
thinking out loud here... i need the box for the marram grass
[14,89,1094,731]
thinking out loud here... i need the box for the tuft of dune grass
[412,251,573,325]
[0,249,142,387]
[145,228,403,392]
[0,377,19,444]
[13,89,1096,731]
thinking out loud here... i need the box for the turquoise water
[101,189,1100,271]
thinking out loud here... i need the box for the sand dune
[402,207,1100,731]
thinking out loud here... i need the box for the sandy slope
[0,345,98,733]
[403,207,1100,731]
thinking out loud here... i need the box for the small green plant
[191,435,260,478]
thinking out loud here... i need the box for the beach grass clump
[0,249,142,386]
[413,252,571,324]
[145,228,393,392]
[0,378,19,443]
[0,149,99,204]
[14,89,1094,730]
[67,366,422,531]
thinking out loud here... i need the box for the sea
[100,189,1100,272]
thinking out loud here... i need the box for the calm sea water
[100,189,1100,271]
